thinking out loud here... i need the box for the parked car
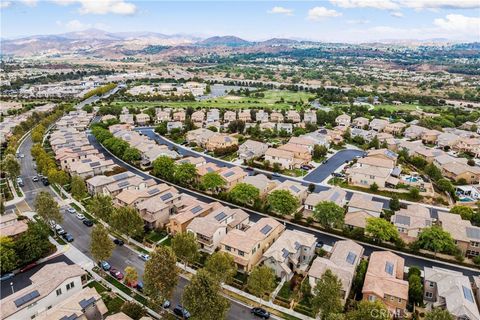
[138,254,150,261]
[32,176,39,182]
[301,165,312,170]
[67,207,76,214]
[163,300,171,309]
[322,159,328,164]
[136,281,144,292]
[62,233,74,242]
[332,172,345,178]
[109,268,124,280]
[55,224,66,235]
[113,238,124,246]
[20,262,37,273]
[173,305,191,319]
[251,307,270,319]
[83,219,93,227]
[0,273,15,282]
[99,261,111,271]
[76,213,85,220]
[16,177,24,187]
[41,177,50,186]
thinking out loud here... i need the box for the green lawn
[112,89,315,110]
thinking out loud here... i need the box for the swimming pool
[404,176,420,183]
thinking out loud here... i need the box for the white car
[67,207,76,214]
[138,254,150,261]
[76,213,85,220]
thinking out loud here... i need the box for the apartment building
[220,217,285,272]
[308,240,364,303]
[362,251,409,317]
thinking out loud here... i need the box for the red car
[109,268,124,280]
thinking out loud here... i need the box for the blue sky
[1,0,479,42]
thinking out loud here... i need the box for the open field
[112,89,315,110]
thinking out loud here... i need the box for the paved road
[303,149,364,183]
[88,131,480,277]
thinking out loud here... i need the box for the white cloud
[52,0,136,15]
[347,19,370,24]
[19,0,37,6]
[268,6,293,16]
[399,0,480,10]
[434,14,480,34]
[391,12,403,18]
[307,7,342,21]
[0,1,12,8]
[329,0,399,10]
[65,19,90,31]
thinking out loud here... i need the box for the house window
[398,298,402,302]
[56,288,62,296]
[66,281,75,290]
[429,282,434,288]
[225,246,231,252]
[368,295,376,302]
[425,292,433,298]
[238,251,245,257]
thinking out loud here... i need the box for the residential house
[206,109,220,124]
[186,128,215,147]
[437,212,480,257]
[197,162,222,178]
[101,114,117,123]
[173,110,186,122]
[135,113,150,126]
[219,166,247,191]
[367,148,398,164]
[104,175,156,198]
[175,156,207,168]
[238,110,252,122]
[345,194,384,229]
[85,171,134,195]
[352,117,370,129]
[223,111,237,122]
[278,143,312,164]
[288,137,316,153]
[308,240,364,303]
[384,122,407,136]
[270,112,284,123]
[220,217,285,272]
[391,204,434,242]
[437,132,461,149]
[441,162,480,184]
[242,174,279,197]
[303,111,317,124]
[362,251,409,316]
[167,121,183,132]
[369,119,389,132]
[136,186,183,229]
[346,156,398,189]
[276,123,293,134]
[265,148,295,170]
[55,146,101,171]
[423,267,480,320]
[156,109,171,122]
[256,110,269,123]
[263,230,317,280]
[304,187,347,215]
[421,129,442,144]
[336,114,351,127]
[1,262,87,320]
[68,156,115,179]
[414,147,446,163]
[301,130,331,148]
[351,128,376,142]
[205,133,239,152]
[168,200,222,235]
[456,138,480,158]
[114,184,172,207]
[187,206,249,253]
[119,114,134,125]
[404,125,426,140]
[433,154,469,169]
[238,139,269,160]
[287,111,301,123]
[326,129,344,145]
[270,180,308,204]
[191,110,205,125]
[0,213,28,238]
[260,122,276,131]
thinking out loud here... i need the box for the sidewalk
[5,179,26,207]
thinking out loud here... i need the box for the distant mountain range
[0,28,474,58]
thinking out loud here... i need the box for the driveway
[303,149,364,183]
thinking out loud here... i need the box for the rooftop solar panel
[160,193,173,201]
[223,171,235,178]
[260,225,272,235]
[113,172,130,181]
[466,227,480,240]
[81,158,92,163]
[214,212,227,221]
[463,286,474,303]
[147,188,160,195]
[282,248,289,258]
[60,314,78,320]
[385,262,394,275]
[290,185,300,193]
[117,181,130,188]
[346,252,357,265]
[191,205,203,214]
[89,161,101,167]
[14,290,40,308]
[206,167,214,173]
[330,192,340,202]
[79,297,96,309]
[395,215,411,226]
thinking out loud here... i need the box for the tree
[201,172,226,194]
[369,182,379,192]
[437,178,454,194]
[204,251,237,284]
[450,205,474,221]
[144,246,179,305]
[35,191,62,224]
[174,162,197,186]
[124,266,138,286]
[121,301,146,320]
[313,201,345,228]
[15,221,53,265]
[247,265,275,300]
[467,159,475,166]
[346,301,390,320]
[352,260,368,299]
[90,224,114,263]
[2,154,20,179]
[389,195,400,211]
[183,269,230,320]
[425,309,454,320]
[152,156,175,181]
[409,187,421,201]
[267,189,299,216]
[229,183,260,206]
[0,236,18,273]
[123,147,141,164]
[425,163,442,181]
[408,273,423,307]
[172,232,199,268]
[110,206,144,242]
[313,145,328,160]
[70,175,88,200]
[312,269,343,319]
[365,217,399,243]
[155,121,168,135]
[89,194,114,222]
[415,226,456,255]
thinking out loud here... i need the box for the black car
[83,219,94,227]
[251,307,270,319]
[173,305,190,319]
[41,177,50,186]
[62,233,74,242]
[113,238,124,246]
